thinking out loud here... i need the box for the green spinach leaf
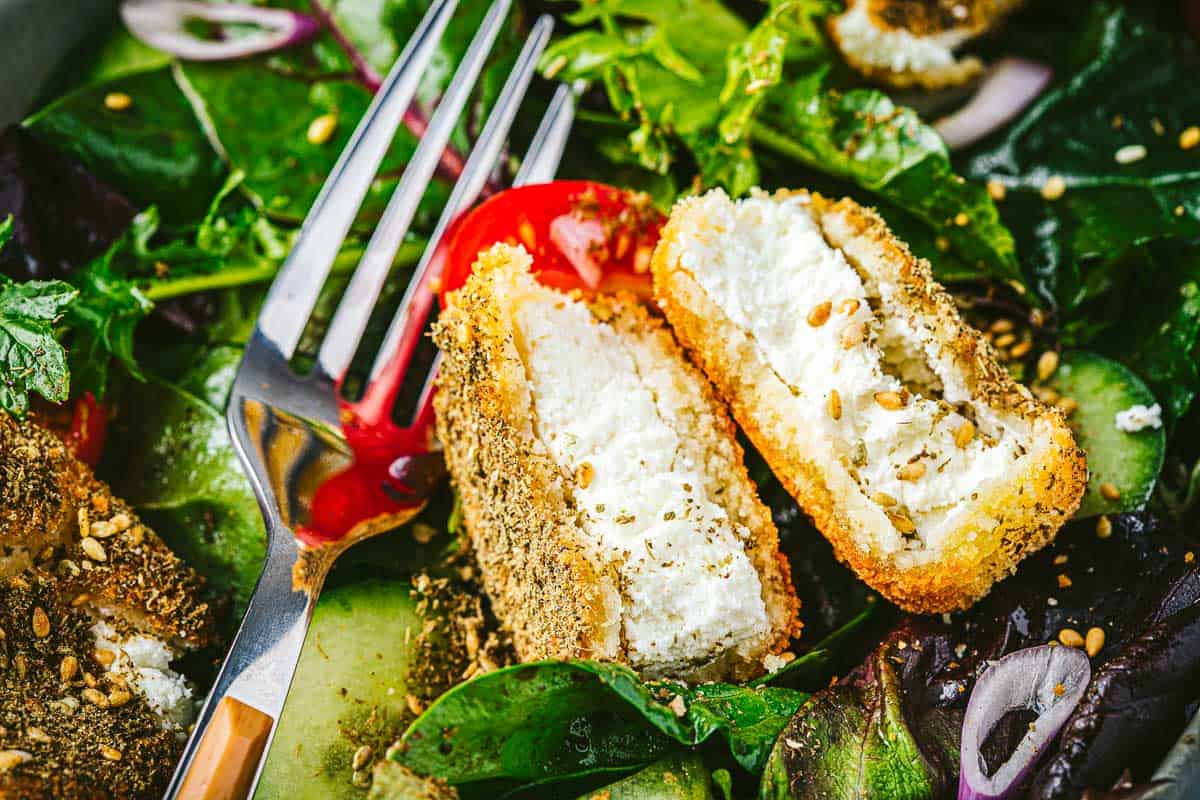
[962,4,1200,310]
[104,346,266,616]
[395,660,809,791]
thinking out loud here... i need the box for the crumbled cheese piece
[92,620,196,731]
[762,653,789,673]
[511,276,769,676]
[1114,403,1162,433]
[831,0,973,74]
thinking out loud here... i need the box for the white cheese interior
[677,190,1031,563]
[503,272,769,676]
[93,619,196,732]
[832,0,972,74]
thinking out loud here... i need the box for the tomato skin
[437,181,665,305]
[65,392,108,467]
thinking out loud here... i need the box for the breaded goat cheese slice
[828,0,1025,90]
[433,244,798,681]
[651,189,1085,613]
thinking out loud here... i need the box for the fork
[165,2,573,796]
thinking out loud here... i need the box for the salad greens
[3,0,1200,798]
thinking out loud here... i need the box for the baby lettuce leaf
[25,66,227,222]
[578,753,716,799]
[103,345,266,619]
[1030,575,1200,799]
[962,4,1200,311]
[0,273,75,414]
[759,624,960,800]
[756,76,1022,288]
[0,125,137,282]
[395,660,809,792]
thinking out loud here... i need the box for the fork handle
[167,532,321,800]
[176,697,273,799]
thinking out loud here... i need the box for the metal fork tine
[364,13,556,385]
[254,0,459,362]
[316,0,514,383]
[514,81,575,186]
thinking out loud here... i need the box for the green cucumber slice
[255,579,421,800]
[1050,352,1166,518]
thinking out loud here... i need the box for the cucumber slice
[1050,352,1166,518]
[256,579,421,800]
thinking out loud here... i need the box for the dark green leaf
[25,66,228,221]
[577,753,715,799]
[104,347,266,617]
[961,4,1200,310]
[396,660,809,791]
[0,277,76,414]
[757,81,1022,288]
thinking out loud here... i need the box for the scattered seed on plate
[1085,627,1105,657]
[80,537,106,562]
[306,113,338,145]
[1114,144,1147,164]
[1099,482,1122,502]
[807,301,832,327]
[1058,627,1084,648]
[1036,350,1059,381]
[896,462,926,481]
[1057,573,1073,589]
[104,92,132,111]
[954,420,975,448]
[1041,175,1067,201]
[1095,515,1113,539]
[827,389,842,420]
[31,607,49,638]
[874,391,906,410]
[954,212,970,227]
[986,180,1007,201]
[1179,126,1199,150]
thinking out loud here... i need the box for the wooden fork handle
[176,697,274,800]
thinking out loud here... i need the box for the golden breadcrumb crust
[434,244,798,681]
[0,414,214,648]
[651,190,1086,613]
[827,0,1024,90]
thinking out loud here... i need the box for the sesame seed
[352,745,373,772]
[107,688,133,707]
[1099,482,1122,502]
[954,212,970,227]
[306,113,339,145]
[94,648,115,668]
[1036,350,1059,381]
[841,321,865,348]
[80,536,106,562]
[1058,628,1084,648]
[100,746,123,762]
[887,511,916,534]
[874,390,906,410]
[1094,515,1112,539]
[839,298,861,315]
[994,332,1016,348]
[1053,553,1069,565]
[1085,627,1105,657]
[60,656,79,683]
[1151,117,1166,136]
[1181,126,1200,150]
[103,92,132,111]
[31,607,49,638]
[896,462,926,481]
[807,301,832,327]
[406,694,425,715]
[1186,551,1195,564]
[827,389,842,420]
[1114,144,1147,164]
[1009,339,1033,358]
[89,520,115,539]
[1057,574,1073,589]
[82,688,108,708]
[989,318,1014,334]
[575,462,595,489]
[1053,683,1065,696]
[1041,175,1066,201]
[872,492,897,507]
[26,727,50,744]
[70,593,90,607]
[986,180,1007,201]
[954,420,976,448]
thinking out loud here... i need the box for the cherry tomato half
[64,392,108,467]
[436,180,666,305]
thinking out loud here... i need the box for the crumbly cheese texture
[93,619,196,732]
[508,275,769,675]
[1115,403,1162,433]
[675,190,1032,563]
[831,0,971,75]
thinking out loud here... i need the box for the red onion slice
[548,214,606,289]
[959,645,1091,800]
[935,57,1053,150]
[121,0,321,61]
